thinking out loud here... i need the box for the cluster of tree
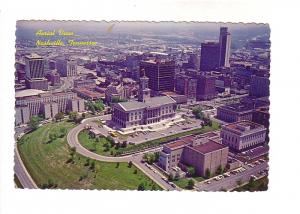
[54,112,64,121]
[187,179,195,190]
[216,165,224,175]
[41,179,58,189]
[83,158,96,172]
[202,117,212,127]
[65,147,76,164]
[28,115,43,130]
[137,182,146,191]
[47,127,67,143]
[192,107,213,126]
[143,152,159,165]
[79,173,88,182]
[187,166,196,177]
[86,100,105,114]
[192,107,204,119]
[205,168,211,179]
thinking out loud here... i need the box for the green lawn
[78,130,134,156]
[78,130,115,156]
[173,178,193,190]
[17,121,162,190]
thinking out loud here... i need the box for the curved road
[67,120,132,162]
[67,115,177,190]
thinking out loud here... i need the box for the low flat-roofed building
[15,90,85,124]
[25,77,49,90]
[160,91,188,104]
[73,87,103,101]
[221,120,266,151]
[217,103,253,123]
[158,131,227,177]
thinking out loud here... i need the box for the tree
[216,165,223,175]
[116,162,120,168]
[94,100,105,112]
[54,112,64,121]
[137,183,145,191]
[86,101,96,114]
[192,107,204,119]
[187,166,196,177]
[128,161,133,168]
[89,161,95,171]
[187,179,195,190]
[205,168,211,179]
[133,169,138,174]
[49,132,57,142]
[106,136,115,146]
[28,116,42,130]
[151,185,157,191]
[168,174,174,181]
[121,141,127,148]
[249,177,255,187]
[59,127,67,137]
[68,111,79,122]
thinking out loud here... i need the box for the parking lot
[120,117,203,144]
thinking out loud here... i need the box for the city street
[196,162,268,191]
[14,147,37,189]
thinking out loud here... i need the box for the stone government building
[111,71,178,129]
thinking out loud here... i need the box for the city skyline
[14,21,270,192]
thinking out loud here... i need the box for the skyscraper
[200,41,220,71]
[140,60,175,93]
[219,27,231,67]
[196,74,216,101]
[25,54,45,79]
[24,53,48,90]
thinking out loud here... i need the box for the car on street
[224,172,231,177]
[169,182,176,188]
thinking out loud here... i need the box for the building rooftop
[165,140,189,150]
[15,89,46,98]
[116,96,176,111]
[192,140,227,154]
[223,120,265,135]
[25,53,43,59]
[219,103,253,113]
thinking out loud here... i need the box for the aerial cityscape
[14,21,270,191]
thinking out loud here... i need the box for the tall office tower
[138,69,151,102]
[219,27,231,67]
[25,54,45,79]
[56,58,77,77]
[24,53,48,90]
[140,60,175,93]
[249,75,270,98]
[196,74,216,101]
[200,41,220,72]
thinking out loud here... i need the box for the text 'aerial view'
[14,21,270,191]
